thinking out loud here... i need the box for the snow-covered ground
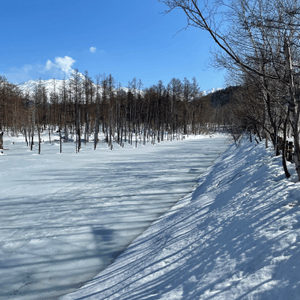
[61,138,300,300]
[0,132,228,299]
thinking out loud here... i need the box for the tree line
[160,0,300,181]
[0,71,222,153]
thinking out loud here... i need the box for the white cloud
[2,56,76,84]
[90,47,96,53]
[45,56,76,76]
[3,64,40,84]
[45,60,54,71]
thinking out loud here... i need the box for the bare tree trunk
[24,127,28,147]
[48,126,51,145]
[30,112,35,151]
[59,127,62,153]
[38,125,41,154]
[284,37,300,180]
[0,131,3,149]
[282,107,291,178]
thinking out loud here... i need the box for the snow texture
[61,138,300,300]
[0,132,228,299]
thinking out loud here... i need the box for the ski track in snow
[0,133,228,300]
[61,138,300,300]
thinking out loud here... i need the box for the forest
[0,72,232,154]
[159,0,300,182]
[3,0,300,181]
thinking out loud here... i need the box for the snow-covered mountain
[17,74,132,99]
[18,76,220,100]
[18,79,67,97]
[201,87,222,96]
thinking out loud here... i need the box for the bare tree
[160,0,300,180]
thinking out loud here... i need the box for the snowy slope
[18,76,132,99]
[61,138,300,300]
[18,78,75,98]
[0,132,228,300]
[201,87,222,96]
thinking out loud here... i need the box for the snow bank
[62,138,300,300]
[0,133,228,299]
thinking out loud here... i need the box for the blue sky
[0,0,226,91]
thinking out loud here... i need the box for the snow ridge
[17,74,132,99]
[62,138,300,300]
[18,76,218,100]
[202,87,222,96]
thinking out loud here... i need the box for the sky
[0,0,227,91]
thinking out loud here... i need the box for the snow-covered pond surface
[0,134,228,299]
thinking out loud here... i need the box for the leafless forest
[159,0,300,181]
[0,72,233,154]
[4,0,300,181]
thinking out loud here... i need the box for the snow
[201,87,222,96]
[60,138,300,300]
[0,132,228,299]
[3,132,299,300]
[17,76,133,100]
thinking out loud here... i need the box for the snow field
[61,138,300,300]
[0,132,228,299]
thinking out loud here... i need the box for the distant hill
[201,87,222,96]
[201,86,240,107]
[17,73,132,100]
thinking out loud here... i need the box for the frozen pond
[0,135,229,299]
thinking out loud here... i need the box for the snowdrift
[62,138,300,300]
